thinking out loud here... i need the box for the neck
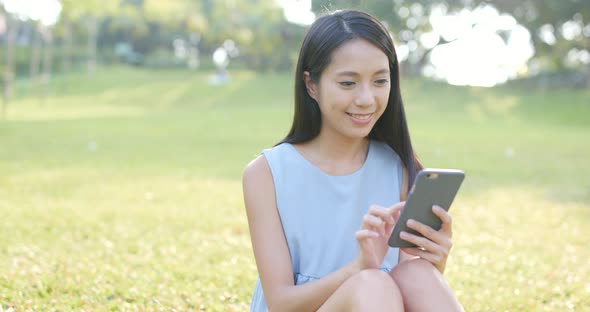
[304,131,369,164]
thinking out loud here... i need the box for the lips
[346,113,373,120]
[346,112,374,125]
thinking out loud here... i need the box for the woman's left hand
[399,205,453,274]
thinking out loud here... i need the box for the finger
[356,229,379,240]
[431,205,450,223]
[388,201,405,222]
[389,201,405,214]
[393,208,402,221]
[400,247,443,265]
[406,219,442,244]
[402,224,453,253]
[362,214,386,234]
[399,230,444,254]
[432,205,453,235]
[389,201,405,210]
[368,205,395,224]
[383,218,395,234]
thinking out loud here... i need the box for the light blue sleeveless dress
[250,140,403,311]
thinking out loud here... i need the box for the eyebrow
[336,69,390,76]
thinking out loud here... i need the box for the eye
[339,81,356,87]
[375,79,389,85]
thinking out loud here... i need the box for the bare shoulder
[243,155,273,192]
[242,154,276,217]
[244,154,270,176]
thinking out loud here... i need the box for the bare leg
[390,258,464,312]
[318,269,404,312]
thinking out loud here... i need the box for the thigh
[318,269,404,312]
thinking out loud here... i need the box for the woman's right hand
[355,202,405,270]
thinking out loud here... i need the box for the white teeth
[349,113,371,120]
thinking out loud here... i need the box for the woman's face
[305,38,391,140]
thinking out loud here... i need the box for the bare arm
[243,155,361,312]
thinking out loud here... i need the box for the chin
[345,129,372,140]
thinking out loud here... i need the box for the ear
[303,71,318,101]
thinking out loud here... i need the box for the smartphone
[388,168,465,248]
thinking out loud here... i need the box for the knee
[351,269,396,288]
[390,259,463,311]
[347,269,402,302]
[391,258,444,291]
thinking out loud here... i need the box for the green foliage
[312,0,590,74]
[313,0,403,29]
[5,0,589,75]
[199,0,304,71]
[0,67,589,310]
[2,0,302,74]
[477,0,590,70]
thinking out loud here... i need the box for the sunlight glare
[429,5,534,87]
[0,0,61,26]
[276,0,315,26]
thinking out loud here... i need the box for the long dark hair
[277,9,423,192]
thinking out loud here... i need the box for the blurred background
[0,0,588,99]
[0,0,589,311]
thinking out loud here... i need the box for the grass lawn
[0,67,589,311]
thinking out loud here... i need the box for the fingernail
[400,231,407,238]
[407,219,415,226]
[433,205,442,212]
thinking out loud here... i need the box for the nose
[354,84,375,107]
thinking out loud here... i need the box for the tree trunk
[59,18,74,93]
[41,26,54,104]
[29,23,42,94]
[86,16,98,74]
[2,17,20,119]
[62,19,73,78]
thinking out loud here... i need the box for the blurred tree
[127,0,203,67]
[312,0,402,29]
[59,0,119,74]
[475,0,590,85]
[1,8,20,117]
[28,21,56,103]
[204,0,303,71]
[311,0,436,75]
[40,24,54,103]
[29,21,42,90]
[312,0,590,83]
[53,14,74,86]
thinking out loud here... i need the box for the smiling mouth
[346,113,373,120]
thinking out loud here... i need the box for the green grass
[1,66,589,311]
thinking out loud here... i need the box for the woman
[242,9,464,311]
